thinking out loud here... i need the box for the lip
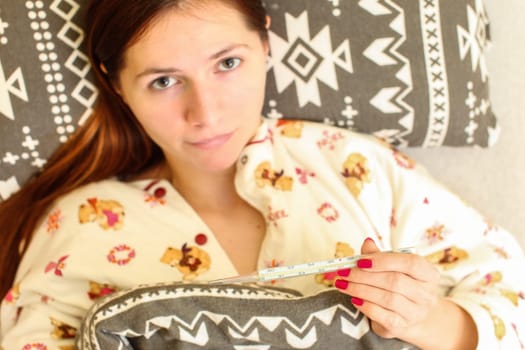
[189,131,235,150]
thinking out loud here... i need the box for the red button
[154,187,166,198]
[195,233,207,245]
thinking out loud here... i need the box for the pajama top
[1,119,524,349]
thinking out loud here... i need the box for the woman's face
[117,3,269,176]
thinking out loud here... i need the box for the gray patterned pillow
[0,0,496,200]
[77,282,418,349]
[262,0,498,147]
[0,0,96,199]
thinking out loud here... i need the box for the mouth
[189,131,235,150]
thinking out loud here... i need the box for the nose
[184,81,220,128]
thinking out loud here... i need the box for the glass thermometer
[209,246,416,284]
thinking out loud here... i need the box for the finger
[344,285,428,335]
[350,290,413,330]
[360,237,379,255]
[358,300,409,339]
[356,252,441,284]
[338,268,439,306]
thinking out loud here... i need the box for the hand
[334,238,442,342]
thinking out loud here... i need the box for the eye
[218,57,241,72]
[151,76,177,90]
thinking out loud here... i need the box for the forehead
[122,3,257,68]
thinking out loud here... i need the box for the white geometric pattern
[0,59,28,121]
[0,0,100,192]
[26,0,73,143]
[0,175,19,200]
[464,80,494,145]
[50,0,80,20]
[0,9,8,45]
[89,301,369,348]
[267,11,353,107]
[457,0,490,82]
[361,0,415,146]
[364,38,400,66]
[358,0,393,16]
[419,0,450,147]
[326,0,342,17]
[1,125,46,171]
[262,0,497,148]
[77,283,415,349]
[49,0,97,135]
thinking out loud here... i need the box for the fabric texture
[0,0,96,195]
[1,120,524,349]
[77,283,416,350]
[0,0,497,201]
[263,0,498,147]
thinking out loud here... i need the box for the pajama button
[195,233,207,245]
[154,187,166,198]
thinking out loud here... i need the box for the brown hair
[0,0,268,299]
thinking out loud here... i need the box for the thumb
[360,237,380,255]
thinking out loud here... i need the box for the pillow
[0,0,96,199]
[262,0,498,147]
[77,282,417,349]
[0,0,497,199]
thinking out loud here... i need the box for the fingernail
[334,279,349,290]
[365,237,375,243]
[357,258,372,268]
[337,268,351,277]
[351,297,364,306]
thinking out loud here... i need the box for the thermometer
[209,246,416,285]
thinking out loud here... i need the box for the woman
[1,0,524,348]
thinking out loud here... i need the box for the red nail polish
[337,268,351,277]
[357,258,372,268]
[365,237,375,243]
[334,279,349,290]
[351,297,364,306]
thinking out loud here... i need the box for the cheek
[228,68,267,111]
[249,61,269,104]
[128,100,181,138]
[127,93,175,122]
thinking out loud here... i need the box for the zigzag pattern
[119,304,363,336]
[92,304,368,348]
[79,285,375,349]
[360,0,415,147]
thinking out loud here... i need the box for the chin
[198,156,238,174]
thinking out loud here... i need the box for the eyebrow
[135,43,250,80]
[209,43,250,60]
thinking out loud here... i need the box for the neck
[170,163,241,212]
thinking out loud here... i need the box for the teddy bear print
[392,148,416,169]
[478,272,524,306]
[277,120,304,138]
[424,246,469,270]
[50,317,77,339]
[341,153,371,197]
[160,243,211,280]
[316,241,355,286]
[254,161,293,191]
[87,281,118,300]
[78,197,125,230]
[481,304,506,340]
